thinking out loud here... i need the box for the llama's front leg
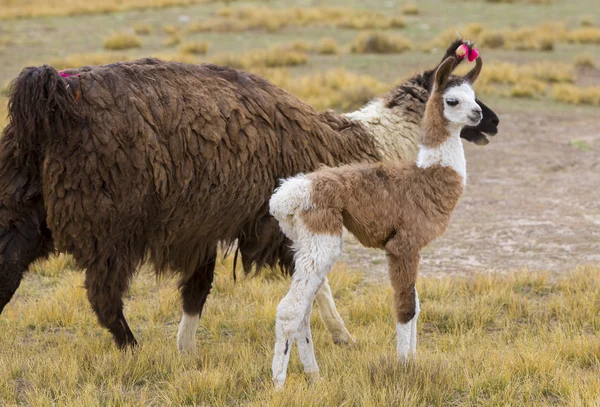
[410,289,421,355]
[315,278,355,345]
[177,252,216,353]
[272,233,343,390]
[386,249,420,361]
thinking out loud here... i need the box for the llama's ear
[434,56,455,91]
[464,56,483,84]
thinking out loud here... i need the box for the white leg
[177,312,199,353]
[315,279,356,345]
[396,320,412,360]
[295,309,319,383]
[272,232,343,390]
[409,289,420,357]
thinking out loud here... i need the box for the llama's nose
[472,108,483,120]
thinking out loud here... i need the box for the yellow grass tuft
[351,32,412,54]
[566,27,600,44]
[133,23,153,35]
[163,25,180,35]
[265,68,388,111]
[401,3,420,15]
[553,84,600,105]
[179,41,209,55]
[211,47,307,70]
[574,53,596,68]
[49,52,133,70]
[2,257,600,405]
[162,35,182,47]
[189,7,406,33]
[580,16,595,27]
[316,38,339,55]
[103,32,142,50]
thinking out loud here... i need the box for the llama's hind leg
[85,259,137,349]
[272,232,343,390]
[295,308,319,383]
[316,278,355,345]
[177,252,216,353]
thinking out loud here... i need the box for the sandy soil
[340,108,600,280]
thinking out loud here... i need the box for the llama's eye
[446,99,459,106]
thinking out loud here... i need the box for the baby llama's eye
[446,99,459,106]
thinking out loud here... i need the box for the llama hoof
[305,370,321,384]
[332,331,356,346]
[273,379,286,392]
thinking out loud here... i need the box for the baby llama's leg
[410,289,420,356]
[272,231,343,390]
[295,310,320,383]
[315,278,355,345]
[385,246,420,361]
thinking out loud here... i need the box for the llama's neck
[416,124,467,185]
[344,99,421,162]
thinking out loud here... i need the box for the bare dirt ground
[341,107,600,280]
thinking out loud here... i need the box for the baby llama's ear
[464,56,483,84]
[434,56,455,91]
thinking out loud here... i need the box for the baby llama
[269,52,484,389]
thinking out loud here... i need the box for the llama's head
[422,55,482,146]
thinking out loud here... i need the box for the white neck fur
[416,124,467,186]
[344,99,420,161]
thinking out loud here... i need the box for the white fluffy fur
[344,100,420,161]
[271,178,344,389]
[177,312,199,353]
[416,132,467,185]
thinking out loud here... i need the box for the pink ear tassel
[456,44,468,59]
[468,48,479,62]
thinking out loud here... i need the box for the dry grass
[0,97,7,130]
[48,52,134,70]
[179,41,209,55]
[566,28,600,44]
[0,0,251,20]
[103,32,142,51]
[211,47,308,70]
[553,84,600,105]
[401,3,420,15]
[574,53,596,68]
[133,23,153,35]
[2,254,600,405]
[162,35,182,47]
[580,16,595,27]
[263,68,388,111]
[426,22,575,52]
[351,32,412,54]
[188,7,406,33]
[316,38,339,55]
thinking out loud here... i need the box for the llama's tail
[0,65,73,314]
[269,174,313,222]
[7,65,82,155]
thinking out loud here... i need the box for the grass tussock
[426,21,574,52]
[0,0,243,20]
[401,3,420,15]
[316,38,339,55]
[49,52,133,70]
[574,53,596,68]
[566,27,600,44]
[188,7,406,33]
[351,32,412,54]
[162,35,182,47]
[2,255,600,405]
[133,23,153,35]
[179,41,209,55]
[580,16,595,27]
[211,47,307,69]
[264,68,389,111]
[103,32,142,50]
[553,84,600,105]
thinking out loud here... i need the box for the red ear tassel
[455,44,479,62]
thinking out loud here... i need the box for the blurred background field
[1,0,600,405]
